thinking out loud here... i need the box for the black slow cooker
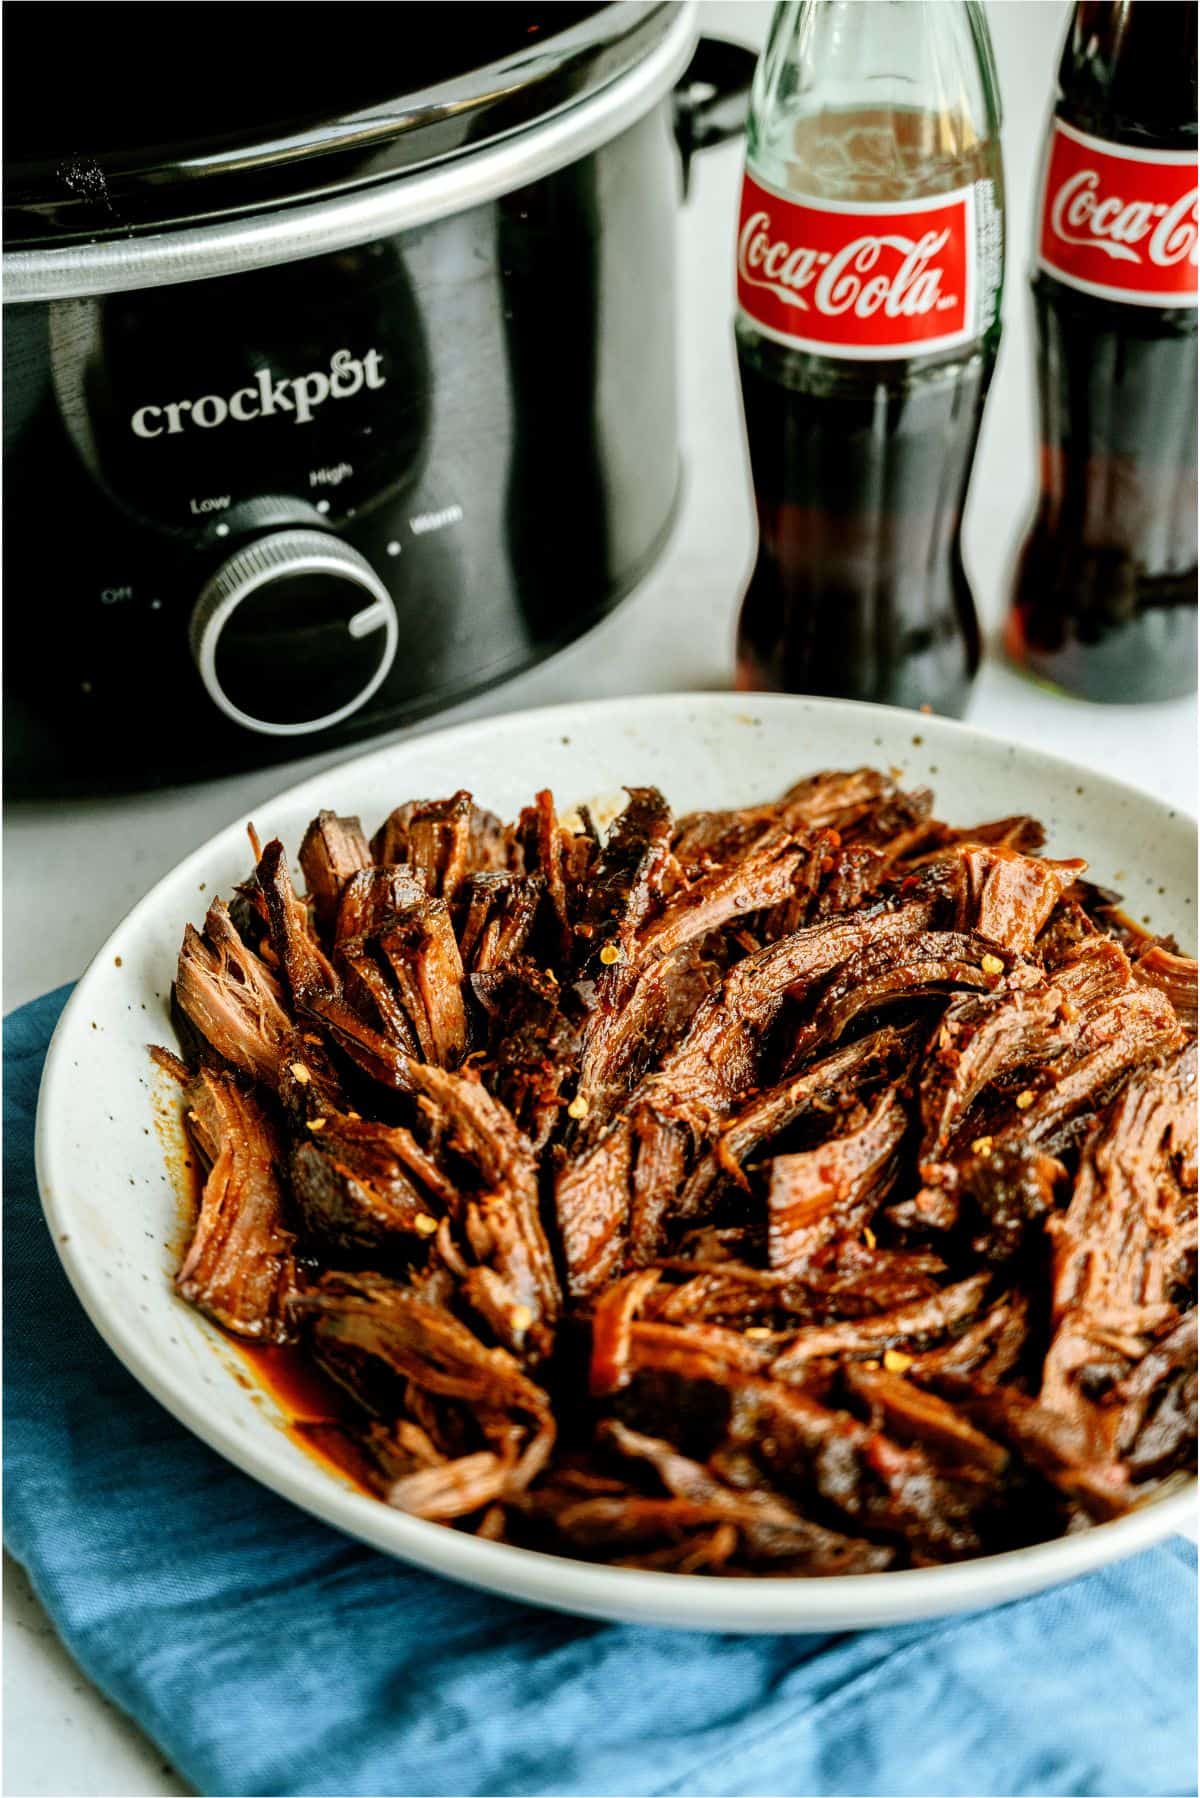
[3,1,753,792]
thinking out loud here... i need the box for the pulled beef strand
[175,899,292,1089]
[166,1060,297,1342]
[157,769,1197,1574]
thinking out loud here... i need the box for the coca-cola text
[735,171,976,356]
[1038,121,1198,304]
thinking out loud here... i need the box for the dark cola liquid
[1006,2,1198,702]
[1007,277,1197,701]
[735,339,991,716]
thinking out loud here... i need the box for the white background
[4,3,1196,1794]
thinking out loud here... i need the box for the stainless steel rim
[4,2,696,305]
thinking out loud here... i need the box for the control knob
[189,529,398,736]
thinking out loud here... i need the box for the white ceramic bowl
[36,694,1198,1632]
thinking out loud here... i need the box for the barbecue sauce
[234,1339,346,1424]
[233,1340,377,1497]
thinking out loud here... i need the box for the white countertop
[4,4,1195,1794]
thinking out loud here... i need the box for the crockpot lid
[4,0,672,248]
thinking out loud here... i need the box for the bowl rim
[35,690,1199,1629]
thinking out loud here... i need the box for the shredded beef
[175,899,292,1089]
[288,1113,444,1256]
[767,1089,909,1276]
[299,812,371,933]
[156,767,1196,1574]
[172,1064,297,1341]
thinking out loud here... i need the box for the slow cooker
[3,1,753,792]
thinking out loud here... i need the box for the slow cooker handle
[673,36,759,198]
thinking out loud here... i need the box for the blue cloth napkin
[5,986,1197,1798]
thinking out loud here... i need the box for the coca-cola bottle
[1006,2,1198,702]
[734,0,1004,717]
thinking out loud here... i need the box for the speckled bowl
[35,694,1198,1632]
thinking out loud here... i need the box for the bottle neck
[747,0,1002,184]
[1058,0,1198,149]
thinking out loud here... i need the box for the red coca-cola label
[735,169,978,358]
[1038,120,1198,305]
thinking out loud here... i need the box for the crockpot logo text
[129,348,385,439]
